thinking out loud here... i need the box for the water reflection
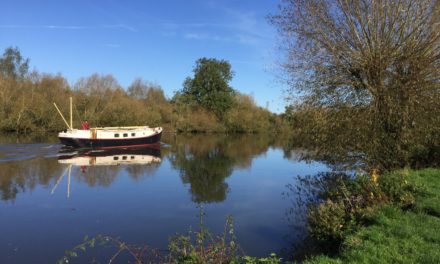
[0,134,278,203]
[0,150,64,200]
[58,147,162,167]
[168,134,272,203]
[0,133,327,263]
[49,147,163,196]
[0,145,163,200]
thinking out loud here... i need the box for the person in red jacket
[82,120,89,130]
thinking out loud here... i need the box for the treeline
[0,47,285,134]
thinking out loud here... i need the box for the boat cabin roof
[92,126,151,131]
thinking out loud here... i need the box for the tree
[0,47,29,80]
[181,58,235,118]
[272,0,440,169]
[127,78,165,102]
[74,73,121,95]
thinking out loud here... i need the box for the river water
[0,133,328,263]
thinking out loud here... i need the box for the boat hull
[59,131,162,149]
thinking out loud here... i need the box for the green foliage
[167,209,239,263]
[304,169,440,264]
[305,173,385,242]
[377,170,417,207]
[302,170,421,243]
[181,58,235,118]
[0,46,29,80]
[58,234,162,264]
[308,200,347,241]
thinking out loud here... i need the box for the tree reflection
[0,157,64,200]
[168,134,273,203]
[0,134,276,202]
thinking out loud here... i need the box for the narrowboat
[58,126,162,149]
[54,97,162,149]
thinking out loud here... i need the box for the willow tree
[272,0,440,169]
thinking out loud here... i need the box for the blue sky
[0,0,287,113]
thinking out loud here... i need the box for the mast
[53,102,71,129]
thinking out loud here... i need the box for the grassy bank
[306,168,440,264]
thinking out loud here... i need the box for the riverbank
[56,168,440,263]
[305,168,440,263]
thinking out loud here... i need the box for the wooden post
[70,97,73,129]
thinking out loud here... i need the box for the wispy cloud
[0,24,85,30]
[161,22,225,30]
[157,3,273,47]
[183,33,231,42]
[102,24,138,32]
[0,24,137,32]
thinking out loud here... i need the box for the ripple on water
[0,143,62,163]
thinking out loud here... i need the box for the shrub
[308,199,346,241]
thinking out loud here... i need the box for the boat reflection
[58,146,162,166]
[52,146,162,197]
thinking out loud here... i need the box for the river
[0,133,328,263]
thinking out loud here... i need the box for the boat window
[114,133,119,138]
[122,156,127,160]
[113,157,119,160]
[123,133,128,137]
[131,156,135,159]
[131,133,135,137]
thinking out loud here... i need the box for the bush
[303,169,421,251]
[308,199,346,241]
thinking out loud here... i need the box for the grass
[305,168,440,264]
[411,168,440,217]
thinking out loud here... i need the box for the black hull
[59,132,162,149]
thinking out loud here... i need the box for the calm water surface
[0,133,328,263]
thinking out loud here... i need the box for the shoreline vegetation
[0,48,287,135]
